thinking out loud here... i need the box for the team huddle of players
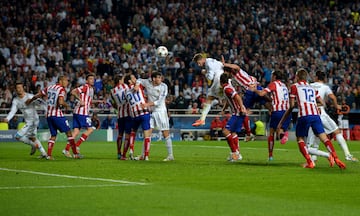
[2,53,358,168]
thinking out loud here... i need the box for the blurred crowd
[0,0,359,114]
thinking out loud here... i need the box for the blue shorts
[270,111,291,130]
[47,116,71,136]
[73,114,92,129]
[243,86,267,109]
[296,115,325,137]
[225,115,245,133]
[118,116,132,134]
[132,113,151,131]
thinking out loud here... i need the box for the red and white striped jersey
[42,84,66,117]
[232,68,257,89]
[290,81,320,117]
[73,84,94,115]
[111,83,130,118]
[223,83,243,116]
[264,80,289,111]
[125,84,149,118]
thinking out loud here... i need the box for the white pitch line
[0,168,148,185]
[0,184,133,190]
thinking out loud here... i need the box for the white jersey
[137,78,168,113]
[137,78,169,130]
[205,58,224,81]
[204,58,224,97]
[6,93,39,123]
[307,82,338,147]
[310,82,333,111]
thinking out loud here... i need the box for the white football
[156,46,168,57]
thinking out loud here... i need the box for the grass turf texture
[0,140,359,216]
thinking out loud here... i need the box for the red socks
[268,135,274,157]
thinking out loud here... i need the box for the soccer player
[192,53,224,127]
[221,61,271,141]
[110,74,134,160]
[136,72,174,161]
[62,73,100,158]
[277,68,346,169]
[1,82,47,157]
[124,73,152,161]
[219,73,247,161]
[26,75,81,160]
[307,71,358,162]
[249,70,291,161]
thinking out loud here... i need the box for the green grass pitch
[1,139,360,216]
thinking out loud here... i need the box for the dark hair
[86,73,95,80]
[58,75,66,83]
[151,71,162,79]
[114,74,123,84]
[15,81,24,86]
[124,74,133,85]
[315,70,326,81]
[296,68,308,81]
[272,70,283,80]
[220,73,230,85]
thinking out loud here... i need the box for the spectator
[8,116,19,129]
[175,92,187,111]
[210,116,224,140]
[91,113,101,130]
[187,102,200,114]
[0,0,358,121]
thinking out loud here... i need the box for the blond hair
[192,53,204,63]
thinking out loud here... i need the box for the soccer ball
[156,46,168,57]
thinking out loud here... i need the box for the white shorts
[150,111,169,131]
[207,76,221,98]
[306,110,338,147]
[320,111,338,134]
[16,120,38,138]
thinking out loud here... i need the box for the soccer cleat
[120,156,127,160]
[46,156,55,160]
[134,155,143,160]
[280,135,288,145]
[76,147,81,154]
[302,161,315,169]
[73,154,84,159]
[245,133,255,142]
[135,155,149,161]
[227,152,242,162]
[334,158,346,169]
[117,153,122,160]
[163,155,175,161]
[129,152,134,160]
[192,119,205,127]
[30,145,37,155]
[37,154,47,159]
[268,156,274,161]
[345,155,359,162]
[327,155,335,167]
[62,149,73,158]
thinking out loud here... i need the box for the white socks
[200,103,211,121]
[336,133,351,156]
[165,136,173,156]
